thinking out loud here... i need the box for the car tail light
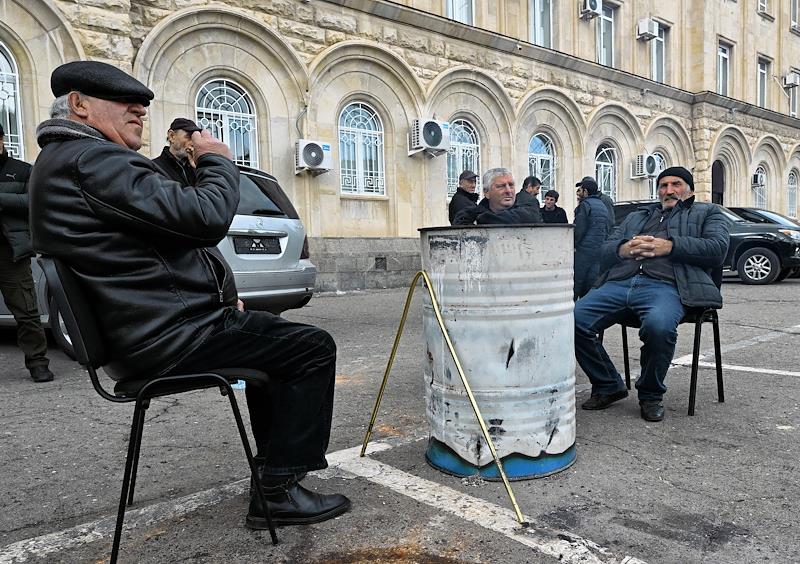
[301,236,310,259]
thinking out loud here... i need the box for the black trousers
[167,307,336,475]
[0,241,49,369]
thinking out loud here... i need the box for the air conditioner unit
[784,72,800,88]
[408,119,450,156]
[792,22,800,32]
[752,172,765,186]
[631,154,660,179]
[636,18,659,41]
[579,0,602,20]
[295,139,333,175]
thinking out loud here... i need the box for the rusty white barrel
[420,224,576,479]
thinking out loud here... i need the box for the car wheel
[736,247,780,285]
[49,295,76,360]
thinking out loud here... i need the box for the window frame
[338,101,386,196]
[792,0,799,27]
[717,42,730,96]
[788,170,798,218]
[651,25,666,83]
[528,133,556,193]
[195,78,259,168]
[753,165,767,209]
[446,118,481,198]
[757,58,769,109]
[446,0,475,25]
[529,0,553,48]
[0,42,24,160]
[595,144,617,201]
[596,5,615,68]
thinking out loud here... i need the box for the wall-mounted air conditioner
[408,119,450,157]
[784,72,800,88]
[752,172,765,187]
[637,18,659,41]
[295,139,333,175]
[579,0,602,20]
[631,154,660,179]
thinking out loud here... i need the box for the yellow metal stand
[360,270,528,525]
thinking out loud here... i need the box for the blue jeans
[574,274,685,401]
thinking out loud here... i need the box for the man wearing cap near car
[152,118,203,187]
[573,166,730,422]
[28,61,350,530]
[448,169,479,224]
[0,124,56,383]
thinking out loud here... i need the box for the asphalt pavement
[0,277,798,563]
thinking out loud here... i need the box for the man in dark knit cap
[29,61,350,530]
[573,166,730,422]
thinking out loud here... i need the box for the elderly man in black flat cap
[448,169,479,224]
[28,61,350,529]
[152,117,203,187]
[573,166,730,422]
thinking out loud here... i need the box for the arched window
[752,165,767,209]
[447,119,481,197]
[338,102,385,195]
[195,79,258,167]
[595,144,617,200]
[0,42,23,159]
[528,133,555,193]
[648,152,668,199]
[788,171,798,218]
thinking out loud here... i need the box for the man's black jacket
[30,119,240,381]
[0,150,34,261]
[448,187,479,224]
[152,146,196,187]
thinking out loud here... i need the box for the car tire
[49,295,76,360]
[736,247,781,285]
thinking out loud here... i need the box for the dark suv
[613,200,800,285]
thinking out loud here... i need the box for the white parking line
[325,442,643,564]
[0,439,644,564]
[672,322,800,366]
[672,359,800,378]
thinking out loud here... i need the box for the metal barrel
[420,224,576,479]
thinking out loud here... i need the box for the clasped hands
[619,235,673,260]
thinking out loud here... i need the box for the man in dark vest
[0,125,56,382]
[151,118,202,187]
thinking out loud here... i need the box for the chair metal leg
[712,312,724,403]
[688,319,703,416]
[221,382,278,545]
[621,325,631,390]
[127,399,149,506]
[111,400,148,564]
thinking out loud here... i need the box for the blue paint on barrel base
[425,438,577,481]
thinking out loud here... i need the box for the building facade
[2,0,799,289]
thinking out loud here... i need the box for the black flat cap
[169,118,202,133]
[51,61,154,106]
[459,170,478,181]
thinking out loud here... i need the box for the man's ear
[68,92,89,118]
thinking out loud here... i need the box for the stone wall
[309,237,420,292]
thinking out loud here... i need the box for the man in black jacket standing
[29,61,349,528]
[573,178,611,300]
[0,125,55,383]
[574,167,730,422]
[515,175,541,207]
[151,118,202,187]
[448,169,479,224]
[540,190,568,224]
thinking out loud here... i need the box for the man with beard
[152,117,202,187]
[573,167,730,422]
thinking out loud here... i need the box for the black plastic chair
[610,268,725,416]
[38,256,277,563]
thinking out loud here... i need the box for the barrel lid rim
[419,224,574,233]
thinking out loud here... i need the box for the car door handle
[228,229,288,237]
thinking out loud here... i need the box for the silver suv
[1,166,316,357]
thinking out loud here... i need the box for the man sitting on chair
[574,167,730,422]
[28,61,350,528]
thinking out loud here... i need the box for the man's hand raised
[190,129,233,161]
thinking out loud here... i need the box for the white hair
[482,167,513,192]
[49,94,72,119]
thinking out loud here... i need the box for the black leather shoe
[581,389,628,410]
[246,475,351,528]
[29,366,55,383]
[640,401,665,422]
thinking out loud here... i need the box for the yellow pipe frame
[360,270,528,525]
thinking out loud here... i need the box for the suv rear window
[241,171,300,220]
[237,175,287,218]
